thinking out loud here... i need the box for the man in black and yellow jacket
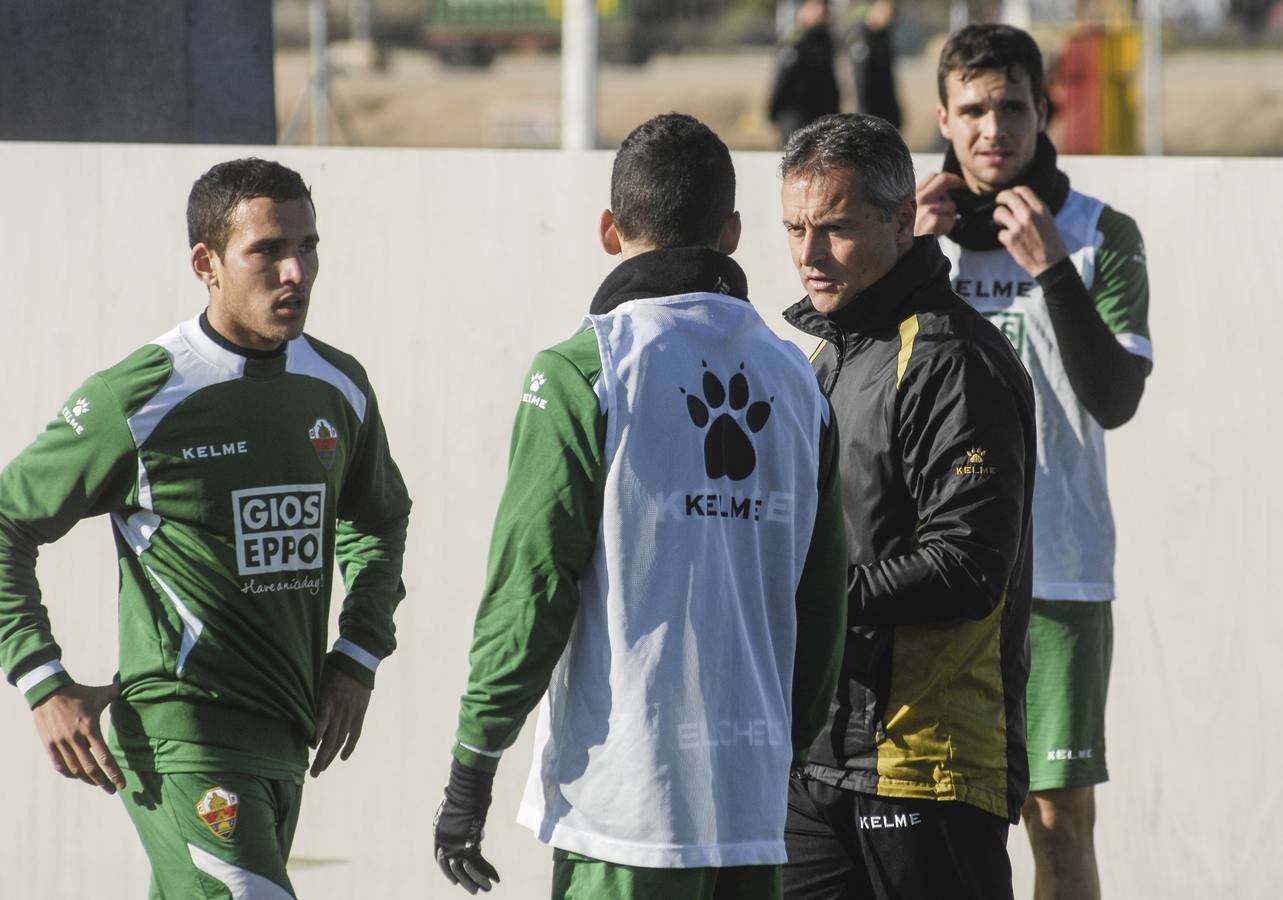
[779,113,1035,899]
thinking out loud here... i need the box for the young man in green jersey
[916,25,1152,900]
[0,158,411,898]
[432,113,849,899]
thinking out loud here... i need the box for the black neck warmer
[199,311,286,359]
[943,133,1071,251]
[589,247,750,316]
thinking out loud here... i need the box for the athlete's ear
[599,209,623,256]
[716,211,741,254]
[1037,95,1049,132]
[191,243,219,288]
[936,104,950,142]
[893,196,916,247]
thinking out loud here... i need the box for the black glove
[434,758,500,894]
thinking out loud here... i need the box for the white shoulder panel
[1057,189,1107,250]
[285,336,368,422]
[127,316,245,449]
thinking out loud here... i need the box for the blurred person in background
[1230,0,1278,38]
[780,112,1035,900]
[849,0,902,130]
[769,0,842,146]
[916,24,1153,900]
[432,112,849,899]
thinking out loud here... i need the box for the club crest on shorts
[309,418,339,470]
[195,786,240,840]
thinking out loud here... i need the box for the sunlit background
[1,5,1280,898]
[272,0,1283,154]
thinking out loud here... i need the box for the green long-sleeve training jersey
[0,315,410,777]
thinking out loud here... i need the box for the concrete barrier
[0,143,1278,898]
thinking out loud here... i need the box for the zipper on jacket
[821,332,847,395]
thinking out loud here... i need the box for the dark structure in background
[0,2,275,143]
[1231,0,1280,38]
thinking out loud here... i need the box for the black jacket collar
[589,247,750,316]
[785,235,953,338]
[944,133,1071,251]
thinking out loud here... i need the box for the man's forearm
[334,514,410,669]
[848,536,1013,626]
[1038,259,1147,428]
[454,565,582,770]
[0,515,70,706]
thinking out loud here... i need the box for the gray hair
[780,114,915,221]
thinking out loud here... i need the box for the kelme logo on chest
[232,484,326,575]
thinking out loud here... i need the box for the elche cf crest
[196,786,240,840]
[309,418,339,470]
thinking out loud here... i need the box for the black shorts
[783,774,1012,900]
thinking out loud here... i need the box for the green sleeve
[1093,206,1151,344]
[328,386,412,689]
[452,329,606,773]
[789,404,848,764]
[0,373,137,707]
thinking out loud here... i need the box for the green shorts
[117,765,302,899]
[1025,598,1113,791]
[552,849,782,900]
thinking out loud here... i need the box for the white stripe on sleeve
[332,637,380,672]
[17,660,66,695]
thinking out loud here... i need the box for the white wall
[0,144,1279,898]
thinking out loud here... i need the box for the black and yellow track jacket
[783,236,1035,822]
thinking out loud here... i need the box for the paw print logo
[681,361,772,481]
[966,447,985,464]
[529,371,547,393]
[72,398,91,417]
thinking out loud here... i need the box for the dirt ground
[273,44,1283,156]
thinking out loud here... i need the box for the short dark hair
[780,113,914,221]
[187,158,313,253]
[610,113,735,249]
[937,24,1045,106]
